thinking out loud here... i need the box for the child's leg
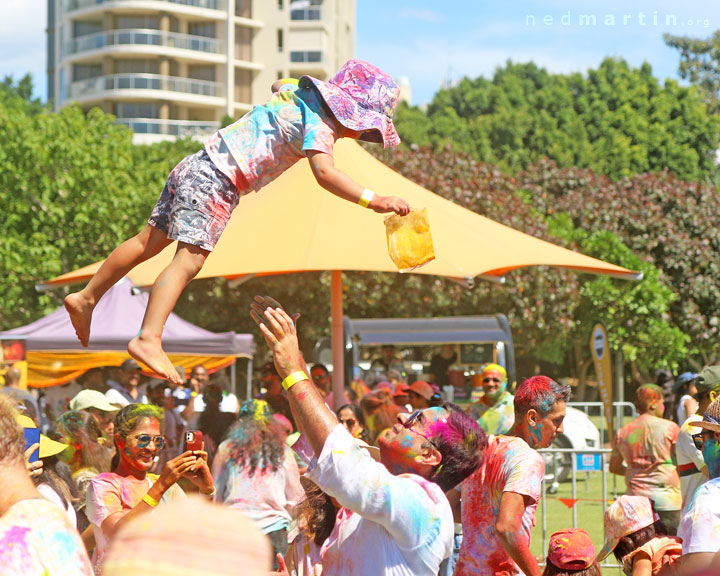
[127,242,208,384]
[65,225,173,346]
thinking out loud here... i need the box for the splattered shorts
[148,150,239,251]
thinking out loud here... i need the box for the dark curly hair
[425,402,488,492]
[613,518,668,563]
[221,399,286,477]
[293,480,338,546]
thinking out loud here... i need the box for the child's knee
[177,244,208,275]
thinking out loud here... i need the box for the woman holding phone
[86,403,215,574]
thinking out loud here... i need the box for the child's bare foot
[128,335,181,384]
[64,292,95,347]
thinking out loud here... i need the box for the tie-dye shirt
[678,477,720,554]
[86,472,186,573]
[306,424,453,575]
[204,84,338,191]
[613,413,681,511]
[455,435,544,576]
[0,498,93,576]
[467,392,515,435]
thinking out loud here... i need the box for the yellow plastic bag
[384,208,435,272]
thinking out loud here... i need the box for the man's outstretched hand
[250,296,304,379]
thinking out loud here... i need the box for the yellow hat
[16,414,69,459]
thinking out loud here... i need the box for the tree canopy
[395,58,720,183]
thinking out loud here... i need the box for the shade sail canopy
[43,140,640,289]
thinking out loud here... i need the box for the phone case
[24,428,41,463]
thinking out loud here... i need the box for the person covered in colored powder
[64,59,410,385]
[467,363,515,435]
[609,383,682,534]
[0,396,94,575]
[452,375,571,576]
[250,295,487,575]
[543,528,601,576]
[677,397,720,573]
[676,365,720,514]
[596,495,681,576]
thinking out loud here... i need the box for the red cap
[408,380,434,401]
[547,529,595,570]
[393,383,410,397]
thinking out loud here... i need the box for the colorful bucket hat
[690,397,720,433]
[596,495,658,561]
[299,59,401,148]
[547,528,595,570]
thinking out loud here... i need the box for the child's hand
[372,195,410,216]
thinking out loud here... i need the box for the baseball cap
[596,496,657,561]
[547,528,595,570]
[408,380,434,401]
[69,389,119,412]
[16,414,69,458]
[689,397,720,434]
[393,383,410,398]
[121,358,141,372]
[695,366,720,395]
[673,371,698,393]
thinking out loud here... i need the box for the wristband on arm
[358,188,375,208]
[142,493,159,508]
[282,371,308,391]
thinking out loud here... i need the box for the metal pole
[246,357,253,401]
[572,453,577,527]
[541,475,547,556]
[331,270,344,411]
[231,359,236,398]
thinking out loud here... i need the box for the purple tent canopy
[0,279,254,357]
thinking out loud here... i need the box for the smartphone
[24,428,41,463]
[183,430,203,453]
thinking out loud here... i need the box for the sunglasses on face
[400,410,436,445]
[483,377,502,383]
[129,434,166,450]
[340,418,357,428]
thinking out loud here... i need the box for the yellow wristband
[142,493,159,508]
[282,371,308,391]
[358,188,375,208]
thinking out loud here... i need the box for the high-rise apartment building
[47,0,355,143]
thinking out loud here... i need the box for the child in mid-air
[596,495,682,576]
[543,528,601,576]
[65,59,410,383]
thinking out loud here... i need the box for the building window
[277,29,283,52]
[278,0,283,9]
[290,50,322,63]
[290,0,322,21]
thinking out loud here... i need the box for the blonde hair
[0,395,26,465]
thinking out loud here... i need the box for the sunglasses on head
[130,434,166,450]
[483,377,502,383]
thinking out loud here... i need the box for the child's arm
[307,150,410,216]
[631,552,652,576]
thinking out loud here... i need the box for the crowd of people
[2,298,720,576]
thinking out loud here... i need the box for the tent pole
[231,359,236,398]
[331,270,344,411]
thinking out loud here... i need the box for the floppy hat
[408,380,434,401]
[596,495,657,561]
[16,414,69,458]
[69,389,119,412]
[690,397,720,434]
[547,528,595,570]
[299,59,401,148]
[695,365,720,394]
[673,371,698,393]
[103,496,271,576]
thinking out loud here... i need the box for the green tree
[395,59,720,182]
[664,30,720,112]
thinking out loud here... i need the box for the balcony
[290,6,321,21]
[64,0,226,12]
[66,29,222,57]
[288,50,329,76]
[116,117,218,137]
[69,73,222,100]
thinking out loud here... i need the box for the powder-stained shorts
[148,150,239,251]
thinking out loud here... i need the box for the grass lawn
[531,470,626,575]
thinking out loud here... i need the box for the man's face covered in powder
[528,401,567,449]
[378,407,447,475]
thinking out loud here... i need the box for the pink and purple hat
[299,59,401,148]
[547,528,595,570]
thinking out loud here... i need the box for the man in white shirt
[105,359,147,407]
[676,365,720,512]
[678,397,720,574]
[251,296,487,576]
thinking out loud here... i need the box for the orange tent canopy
[43,139,640,289]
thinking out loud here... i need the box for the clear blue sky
[3,0,720,106]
